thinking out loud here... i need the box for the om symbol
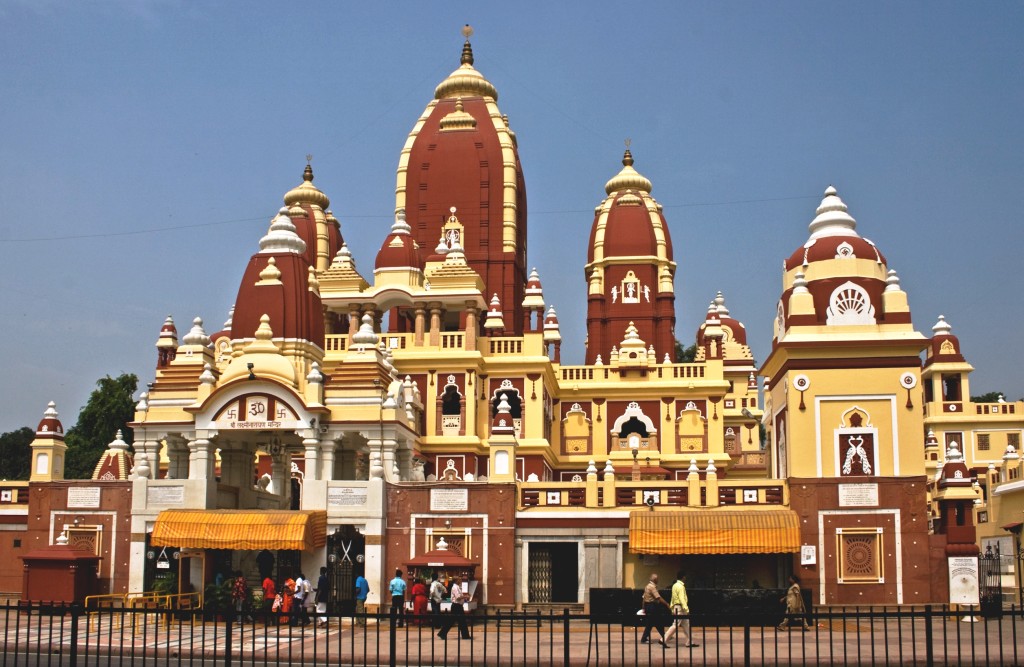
[249,402,267,417]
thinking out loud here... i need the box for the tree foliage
[675,341,697,363]
[971,391,1004,404]
[0,427,33,480]
[64,374,138,479]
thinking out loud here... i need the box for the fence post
[69,603,81,667]
[923,604,933,667]
[390,605,398,667]
[744,620,752,667]
[224,612,234,667]
[564,608,571,666]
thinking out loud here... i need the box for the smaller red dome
[36,401,64,438]
[786,236,885,271]
[374,210,424,271]
[785,186,887,271]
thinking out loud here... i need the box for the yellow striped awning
[629,509,800,555]
[151,510,327,551]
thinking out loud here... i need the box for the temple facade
[6,28,1023,613]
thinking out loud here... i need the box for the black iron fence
[2,601,1023,666]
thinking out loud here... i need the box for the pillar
[413,305,426,346]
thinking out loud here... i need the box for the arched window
[441,385,462,416]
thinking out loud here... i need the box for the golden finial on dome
[623,139,634,167]
[461,24,474,65]
[303,154,314,182]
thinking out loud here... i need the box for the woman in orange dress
[280,578,295,624]
[411,578,428,624]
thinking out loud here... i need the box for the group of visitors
[639,571,697,648]
[637,571,811,647]
[383,568,470,639]
[261,567,330,627]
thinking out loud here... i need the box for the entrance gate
[327,525,364,615]
[980,543,1003,618]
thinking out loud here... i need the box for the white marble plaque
[948,556,979,605]
[67,487,101,509]
[837,483,879,507]
[430,488,468,512]
[328,487,368,507]
[147,485,185,505]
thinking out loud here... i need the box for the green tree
[0,427,33,480]
[971,391,1004,403]
[675,341,697,363]
[64,374,138,479]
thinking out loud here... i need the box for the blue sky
[1,2,1022,433]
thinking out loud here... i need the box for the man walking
[437,575,471,640]
[388,568,408,628]
[639,573,670,647]
[663,570,697,647]
[428,573,446,627]
[354,571,369,626]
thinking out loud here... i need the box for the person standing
[292,573,309,626]
[231,571,251,622]
[778,574,811,630]
[303,574,316,626]
[428,573,446,628]
[261,573,277,625]
[663,570,697,647]
[639,573,670,647]
[354,572,370,626]
[437,575,471,640]
[388,568,408,628]
[411,576,428,624]
[315,566,330,627]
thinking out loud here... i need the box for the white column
[303,438,320,482]
[320,439,336,481]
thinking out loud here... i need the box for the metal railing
[2,601,1023,666]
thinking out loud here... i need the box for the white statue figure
[626,282,635,299]
[643,285,650,302]
[610,285,618,303]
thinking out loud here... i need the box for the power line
[0,194,816,243]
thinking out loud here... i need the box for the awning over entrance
[629,509,800,555]
[151,510,327,551]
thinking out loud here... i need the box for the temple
[3,27,1023,615]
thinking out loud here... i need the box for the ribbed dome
[604,150,652,195]
[283,163,331,210]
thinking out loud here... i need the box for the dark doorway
[528,542,579,604]
[327,525,365,615]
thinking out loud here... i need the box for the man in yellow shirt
[663,570,698,647]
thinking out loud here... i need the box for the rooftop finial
[623,138,634,167]
[461,24,474,65]
[303,154,313,182]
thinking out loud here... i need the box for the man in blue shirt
[388,568,408,627]
[354,572,369,626]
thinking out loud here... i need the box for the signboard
[328,487,368,507]
[147,485,185,506]
[838,483,879,507]
[801,545,817,565]
[430,488,469,512]
[67,487,102,509]
[948,556,980,605]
